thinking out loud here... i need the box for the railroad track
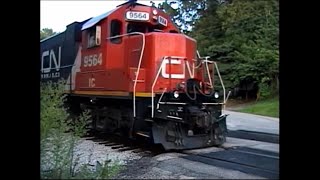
[81,132,165,156]
[82,129,279,156]
[182,146,279,179]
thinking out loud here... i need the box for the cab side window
[87,28,96,48]
[110,19,122,44]
[87,26,101,48]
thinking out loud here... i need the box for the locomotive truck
[40,0,228,150]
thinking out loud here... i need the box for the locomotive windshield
[127,22,147,33]
[127,22,173,34]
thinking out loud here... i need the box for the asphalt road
[224,110,279,135]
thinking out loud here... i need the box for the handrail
[106,32,146,118]
[213,61,226,112]
[156,88,167,109]
[197,53,227,113]
[204,57,213,88]
[151,58,165,118]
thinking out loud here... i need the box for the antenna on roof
[128,0,138,8]
[150,1,156,7]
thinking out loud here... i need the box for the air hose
[185,78,215,100]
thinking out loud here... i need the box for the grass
[238,97,279,118]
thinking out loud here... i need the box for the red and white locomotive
[40,1,228,150]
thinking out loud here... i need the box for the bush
[40,80,121,179]
[258,82,272,100]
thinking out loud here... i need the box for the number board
[126,11,149,21]
[158,16,168,26]
[83,53,102,67]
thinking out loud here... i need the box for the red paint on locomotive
[74,3,206,96]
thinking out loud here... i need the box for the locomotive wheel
[120,108,134,138]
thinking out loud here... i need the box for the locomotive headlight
[173,91,179,98]
[214,92,219,99]
[152,9,158,15]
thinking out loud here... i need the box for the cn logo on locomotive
[41,46,61,73]
[161,59,185,79]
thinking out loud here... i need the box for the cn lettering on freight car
[83,53,103,67]
[41,46,61,73]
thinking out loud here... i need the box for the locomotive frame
[40,1,229,150]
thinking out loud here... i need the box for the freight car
[40,0,228,150]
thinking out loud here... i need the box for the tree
[159,0,210,33]
[158,0,230,34]
[40,28,57,40]
[213,0,279,99]
[160,0,279,100]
